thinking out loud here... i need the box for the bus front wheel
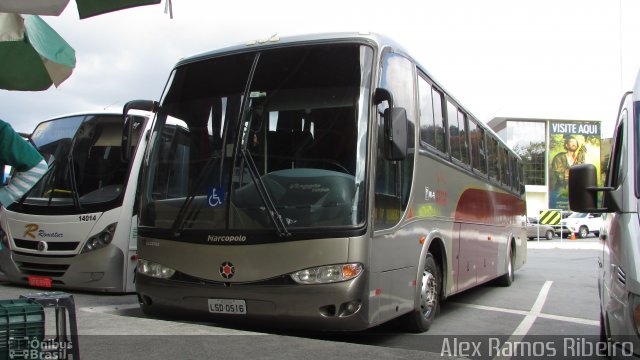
[496,246,515,287]
[405,252,441,333]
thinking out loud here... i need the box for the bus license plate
[28,275,52,288]
[208,299,246,315]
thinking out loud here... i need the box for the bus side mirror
[122,99,157,162]
[568,164,615,213]
[374,88,408,161]
[121,116,145,162]
[384,107,408,161]
[123,99,158,115]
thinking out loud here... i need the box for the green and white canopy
[0,0,162,19]
[0,13,76,91]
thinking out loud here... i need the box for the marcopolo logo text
[207,235,246,243]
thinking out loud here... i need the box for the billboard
[548,121,601,210]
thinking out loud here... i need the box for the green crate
[0,299,44,360]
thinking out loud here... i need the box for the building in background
[487,117,606,217]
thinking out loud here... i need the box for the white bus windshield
[24,114,144,208]
[140,44,373,235]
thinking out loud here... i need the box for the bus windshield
[139,44,373,235]
[24,114,144,208]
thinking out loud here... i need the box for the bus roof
[175,32,407,67]
[27,110,151,137]
[633,69,640,102]
[170,31,518,160]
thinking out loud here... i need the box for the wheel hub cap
[420,271,437,317]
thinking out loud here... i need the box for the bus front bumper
[0,245,127,293]
[135,272,371,331]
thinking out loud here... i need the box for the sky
[2,0,640,138]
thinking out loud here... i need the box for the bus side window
[608,111,625,189]
[469,118,487,175]
[499,146,509,187]
[456,109,470,165]
[447,100,461,162]
[418,75,437,151]
[431,88,447,153]
[519,160,525,195]
[418,74,449,157]
[509,154,518,192]
[487,136,500,182]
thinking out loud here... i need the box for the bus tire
[140,303,171,319]
[599,311,606,343]
[496,245,515,287]
[140,303,157,317]
[405,252,441,333]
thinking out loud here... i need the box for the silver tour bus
[131,33,527,331]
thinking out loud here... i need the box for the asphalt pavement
[526,235,600,250]
[0,236,602,360]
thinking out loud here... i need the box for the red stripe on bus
[454,188,525,223]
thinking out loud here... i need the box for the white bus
[0,111,151,293]
[131,32,527,331]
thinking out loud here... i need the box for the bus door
[123,115,149,292]
[125,215,138,292]
[370,51,417,323]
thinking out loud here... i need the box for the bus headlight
[81,223,117,253]
[0,225,8,250]
[290,263,363,284]
[137,259,175,279]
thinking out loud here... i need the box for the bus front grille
[16,261,70,277]
[14,239,80,252]
[12,251,74,258]
[172,271,297,286]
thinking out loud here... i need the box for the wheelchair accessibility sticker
[208,187,225,208]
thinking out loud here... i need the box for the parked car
[526,217,555,240]
[558,212,602,238]
[551,211,573,235]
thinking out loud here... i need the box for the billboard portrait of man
[548,121,601,210]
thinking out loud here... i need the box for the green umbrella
[0,13,76,91]
[0,0,162,19]
[77,0,162,19]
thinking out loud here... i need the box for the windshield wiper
[66,152,82,210]
[239,147,290,238]
[64,135,83,211]
[227,51,289,238]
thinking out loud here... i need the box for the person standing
[0,119,48,207]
